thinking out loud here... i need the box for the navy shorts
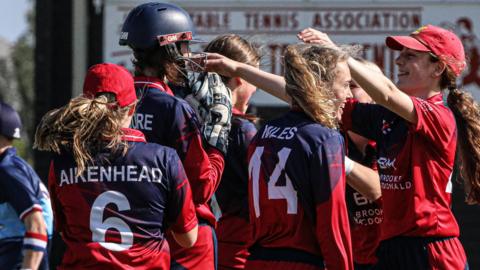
[246,245,324,270]
[375,236,468,270]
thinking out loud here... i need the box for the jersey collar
[134,76,174,96]
[426,93,444,105]
[121,128,146,142]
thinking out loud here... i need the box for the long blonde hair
[284,44,349,129]
[34,94,133,176]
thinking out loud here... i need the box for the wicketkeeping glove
[186,72,232,155]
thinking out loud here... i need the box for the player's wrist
[345,156,355,176]
[236,61,253,78]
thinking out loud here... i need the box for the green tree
[0,3,35,161]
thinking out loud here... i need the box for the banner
[104,1,480,105]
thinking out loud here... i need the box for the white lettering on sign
[188,8,421,34]
[104,2,480,102]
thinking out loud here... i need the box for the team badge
[381,120,393,135]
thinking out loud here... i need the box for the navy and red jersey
[342,94,460,240]
[131,76,224,225]
[216,110,258,269]
[48,128,197,269]
[344,136,382,265]
[247,110,353,270]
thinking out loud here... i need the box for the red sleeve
[170,178,198,234]
[48,160,66,232]
[314,136,353,270]
[182,133,225,204]
[167,154,198,233]
[410,96,456,149]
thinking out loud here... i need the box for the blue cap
[0,101,22,139]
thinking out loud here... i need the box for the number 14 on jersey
[249,146,298,218]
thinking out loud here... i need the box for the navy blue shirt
[131,77,225,226]
[48,129,197,269]
[248,110,353,269]
[216,114,257,221]
[0,147,52,270]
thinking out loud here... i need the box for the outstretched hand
[297,28,338,49]
[204,53,240,78]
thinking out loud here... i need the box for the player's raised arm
[298,27,416,124]
[205,53,290,102]
[300,25,476,269]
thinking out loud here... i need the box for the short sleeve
[164,151,198,234]
[0,164,42,220]
[411,96,456,148]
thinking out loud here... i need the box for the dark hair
[132,45,185,85]
[434,56,480,204]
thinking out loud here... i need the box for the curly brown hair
[132,46,185,85]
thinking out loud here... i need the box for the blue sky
[0,0,31,43]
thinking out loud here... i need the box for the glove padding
[186,72,232,155]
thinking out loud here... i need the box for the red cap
[386,25,466,76]
[83,63,136,107]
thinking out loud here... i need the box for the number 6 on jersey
[90,191,134,251]
[249,146,298,217]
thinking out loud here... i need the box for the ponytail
[444,72,480,204]
[34,95,132,176]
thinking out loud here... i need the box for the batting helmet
[119,2,202,50]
